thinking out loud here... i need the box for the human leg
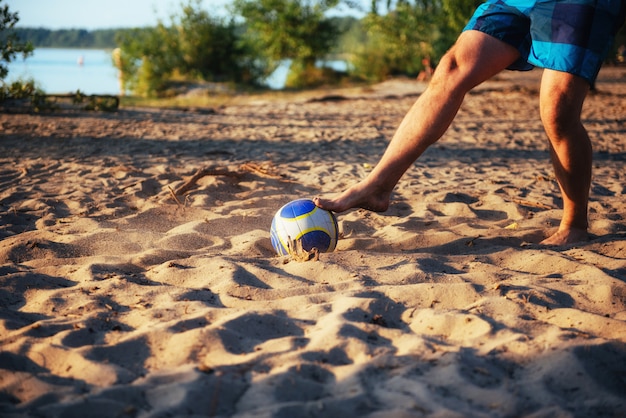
[314,30,520,213]
[539,69,592,245]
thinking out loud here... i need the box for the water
[6,48,121,95]
[5,49,349,94]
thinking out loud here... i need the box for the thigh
[463,0,534,72]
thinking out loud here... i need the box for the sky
[7,0,367,30]
[7,0,231,29]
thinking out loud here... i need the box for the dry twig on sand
[166,162,287,203]
[509,198,555,210]
[172,165,243,198]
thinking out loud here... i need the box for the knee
[430,48,472,92]
[539,72,589,140]
[540,103,564,138]
[436,50,459,75]
[540,99,582,140]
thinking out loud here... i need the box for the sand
[1,67,625,417]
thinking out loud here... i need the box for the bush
[0,77,42,100]
[347,0,481,82]
[115,0,260,97]
[233,0,342,88]
[285,61,348,89]
[0,0,34,81]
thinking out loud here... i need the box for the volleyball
[270,199,339,256]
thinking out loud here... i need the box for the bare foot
[540,227,589,246]
[313,181,392,213]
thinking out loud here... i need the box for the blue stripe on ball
[280,199,317,219]
[299,230,332,253]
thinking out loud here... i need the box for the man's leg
[539,69,592,245]
[314,30,520,213]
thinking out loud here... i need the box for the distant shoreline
[13,27,121,49]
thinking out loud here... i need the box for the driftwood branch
[172,165,243,197]
[166,162,288,203]
[509,198,555,210]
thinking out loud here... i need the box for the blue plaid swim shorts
[464,0,626,83]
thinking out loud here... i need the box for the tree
[0,0,33,81]
[351,0,480,81]
[115,0,259,97]
[233,0,342,88]
[175,2,253,83]
[115,26,177,96]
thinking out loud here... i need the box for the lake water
[7,48,121,95]
[6,48,347,95]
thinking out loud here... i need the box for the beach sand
[1,67,625,417]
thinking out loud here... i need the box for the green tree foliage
[115,26,175,96]
[115,0,259,97]
[437,0,482,53]
[175,2,252,83]
[351,0,479,81]
[358,1,436,80]
[0,0,33,81]
[233,0,342,88]
[441,0,482,33]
